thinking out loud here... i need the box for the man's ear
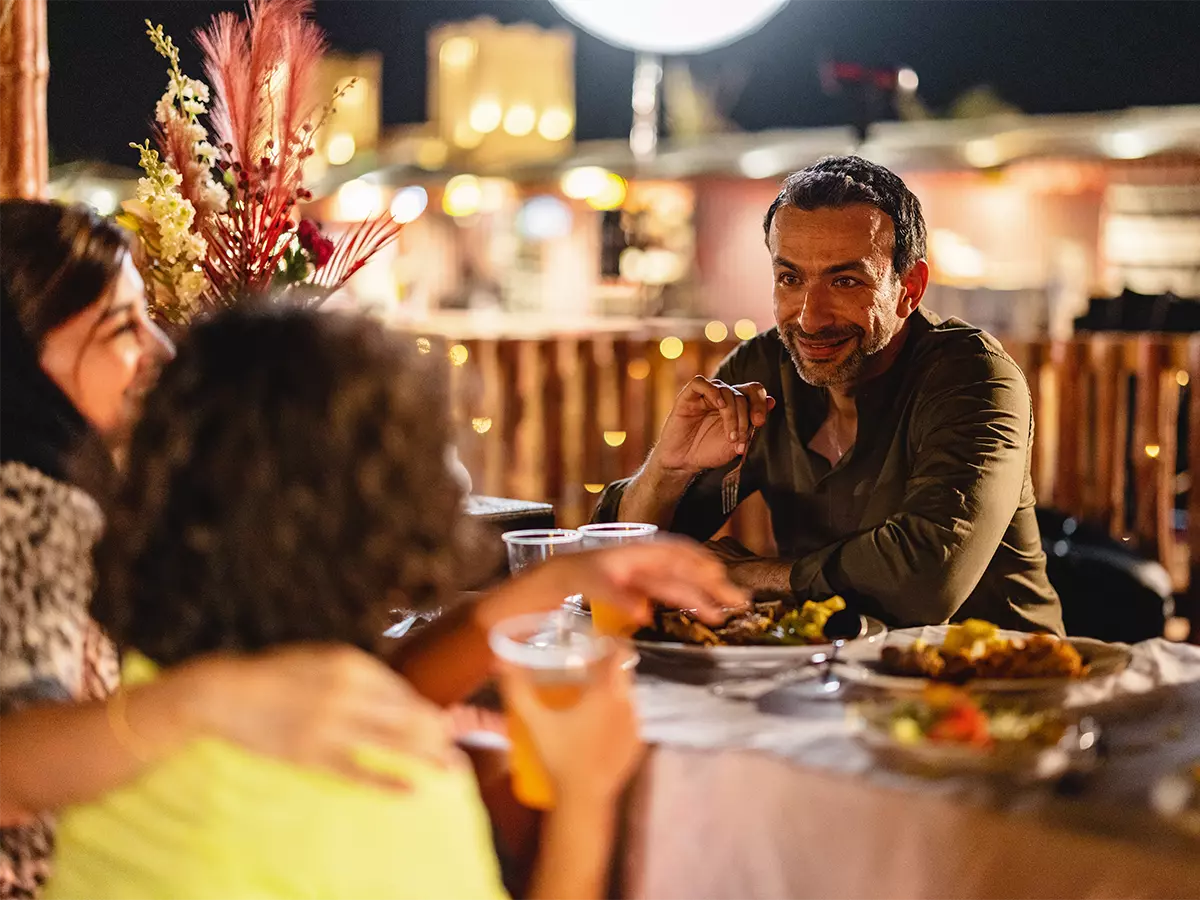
[896,258,929,317]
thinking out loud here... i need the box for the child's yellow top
[45,653,508,900]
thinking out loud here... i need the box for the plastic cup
[501,528,582,575]
[577,523,658,636]
[488,611,610,810]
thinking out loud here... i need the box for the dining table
[616,628,1200,899]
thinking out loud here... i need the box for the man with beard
[593,156,1063,633]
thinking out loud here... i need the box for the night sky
[48,0,1200,167]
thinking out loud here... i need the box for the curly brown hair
[93,309,469,665]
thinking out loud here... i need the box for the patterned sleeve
[0,462,115,715]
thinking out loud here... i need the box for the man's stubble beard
[780,307,900,389]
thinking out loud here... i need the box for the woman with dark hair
[0,201,459,899]
[47,308,741,899]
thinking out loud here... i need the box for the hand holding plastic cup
[577,523,658,636]
[488,611,611,810]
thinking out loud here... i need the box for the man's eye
[832,276,860,288]
[111,321,138,337]
[777,273,798,286]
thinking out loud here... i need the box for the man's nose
[795,291,837,334]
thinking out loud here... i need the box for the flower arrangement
[120,0,403,326]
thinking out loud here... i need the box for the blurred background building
[46,6,1200,342]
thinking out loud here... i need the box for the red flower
[296,219,334,269]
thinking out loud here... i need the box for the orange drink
[504,681,585,809]
[589,596,651,637]
[577,525,658,636]
[488,611,610,811]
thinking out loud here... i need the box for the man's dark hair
[763,156,927,276]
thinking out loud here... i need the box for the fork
[721,425,756,515]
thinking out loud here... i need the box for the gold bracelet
[106,684,153,763]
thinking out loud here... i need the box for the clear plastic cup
[577,523,658,636]
[488,611,611,810]
[501,528,582,575]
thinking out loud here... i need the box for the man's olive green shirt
[595,309,1064,634]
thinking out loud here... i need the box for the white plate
[833,636,1131,696]
[633,616,887,672]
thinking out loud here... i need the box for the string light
[659,336,683,360]
[503,104,537,137]
[449,344,469,366]
[390,186,428,224]
[627,359,651,380]
[1145,444,1161,459]
[471,416,493,434]
[1177,370,1190,387]
[586,173,627,211]
[416,337,432,354]
[704,321,729,342]
[538,108,574,141]
[733,319,758,341]
[326,132,356,166]
[583,483,605,494]
[442,175,482,217]
[468,99,502,134]
[603,431,627,447]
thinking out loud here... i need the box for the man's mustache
[781,324,864,343]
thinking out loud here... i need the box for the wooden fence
[435,330,1200,607]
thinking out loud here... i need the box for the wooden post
[0,0,49,199]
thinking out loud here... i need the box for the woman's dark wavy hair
[0,200,131,491]
[0,199,130,344]
[93,308,470,665]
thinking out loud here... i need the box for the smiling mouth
[795,336,854,359]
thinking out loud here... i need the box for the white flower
[200,178,229,213]
[155,96,175,125]
[183,78,210,103]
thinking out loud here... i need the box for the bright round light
[1106,131,1149,160]
[659,336,684,360]
[963,138,1002,169]
[390,185,429,224]
[442,174,482,217]
[738,148,781,180]
[586,173,627,211]
[896,67,919,92]
[516,195,573,241]
[503,104,537,137]
[733,318,758,341]
[85,187,117,216]
[468,100,503,134]
[538,107,574,141]
[336,179,383,220]
[561,166,610,200]
[548,0,789,54]
[704,320,729,342]
[448,344,470,366]
[440,36,477,68]
[326,132,357,166]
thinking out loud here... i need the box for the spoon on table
[794,609,868,698]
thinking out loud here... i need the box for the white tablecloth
[622,633,1200,899]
